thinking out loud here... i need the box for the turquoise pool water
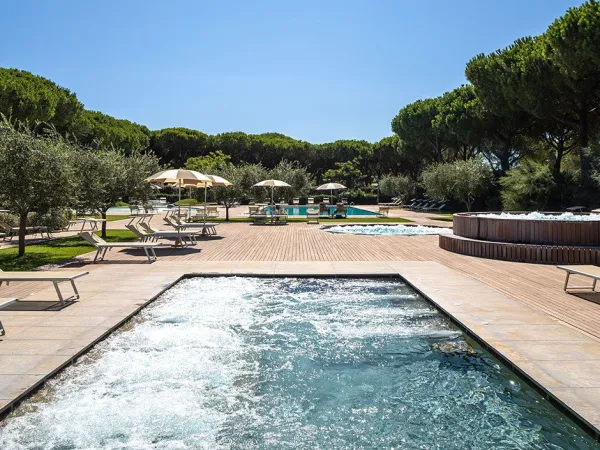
[106,205,378,217]
[268,205,378,216]
[0,278,596,449]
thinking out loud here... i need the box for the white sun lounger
[165,217,218,236]
[126,224,197,247]
[558,265,600,291]
[0,270,88,306]
[80,231,160,263]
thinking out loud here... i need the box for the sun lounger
[306,208,320,224]
[307,197,315,205]
[382,197,403,207]
[413,201,435,211]
[293,198,300,205]
[331,203,347,218]
[251,213,288,225]
[80,231,160,263]
[557,265,600,292]
[0,270,88,306]
[402,198,418,209]
[126,224,196,247]
[0,221,50,241]
[165,217,218,236]
[205,205,219,218]
[378,205,390,217]
[407,199,426,210]
[424,203,446,213]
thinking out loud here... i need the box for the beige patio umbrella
[180,175,232,222]
[146,169,211,215]
[253,179,291,204]
[316,182,347,203]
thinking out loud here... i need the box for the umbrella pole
[178,182,182,217]
[188,187,192,217]
[204,185,207,225]
[271,185,274,205]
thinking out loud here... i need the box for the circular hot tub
[440,212,600,264]
[453,212,600,246]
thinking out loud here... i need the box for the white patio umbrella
[253,179,291,204]
[316,182,347,202]
[146,169,211,215]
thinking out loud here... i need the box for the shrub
[500,160,558,211]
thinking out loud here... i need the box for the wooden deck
[4,218,600,341]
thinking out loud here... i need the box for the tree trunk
[18,211,28,258]
[579,106,591,187]
[101,210,107,238]
[553,141,564,181]
[496,152,510,177]
[225,205,230,222]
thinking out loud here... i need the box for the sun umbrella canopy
[316,182,346,190]
[206,175,232,187]
[253,179,291,204]
[253,179,291,188]
[146,169,211,184]
[146,169,211,215]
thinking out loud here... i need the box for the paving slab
[0,259,600,437]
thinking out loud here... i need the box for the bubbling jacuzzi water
[478,212,600,221]
[0,278,596,449]
[326,224,452,235]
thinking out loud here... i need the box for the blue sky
[1,0,582,143]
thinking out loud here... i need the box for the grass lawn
[0,230,137,271]
[427,213,453,222]
[203,217,413,223]
[83,215,130,222]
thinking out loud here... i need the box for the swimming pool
[327,224,452,235]
[106,205,379,217]
[0,277,596,448]
[268,205,378,217]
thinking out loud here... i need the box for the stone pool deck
[2,219,600,435]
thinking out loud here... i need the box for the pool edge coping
[0,266,598,442]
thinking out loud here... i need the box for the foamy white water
[326,224,452,235]
[477,212,600,221]
[0,277,596,449]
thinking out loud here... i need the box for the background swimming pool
[267,205,378,217]
[0,278,596,449]
[106,205,379,217]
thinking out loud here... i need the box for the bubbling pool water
[326,224,452,235]
[0,278,597,449]
[477,212,600,221]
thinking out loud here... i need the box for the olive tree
[422,159,492,211]
[269,160,314,201]
[213,164,267,221]
[0,122,75,256]
[73,148,159,237]
[379,175,415,203]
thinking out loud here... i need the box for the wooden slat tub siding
[453,213,600,246]
[438,234,600,265]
